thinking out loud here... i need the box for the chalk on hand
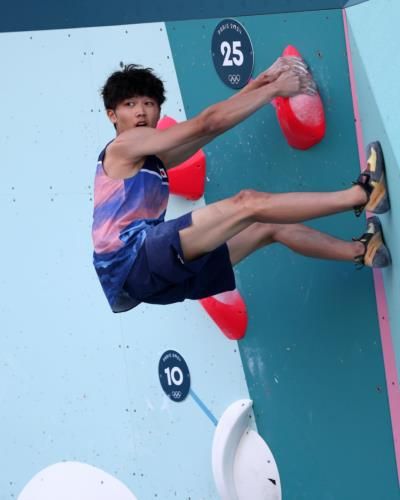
[289,58,318,96]
[273,45,326,149]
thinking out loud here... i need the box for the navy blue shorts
[123,212,235,305]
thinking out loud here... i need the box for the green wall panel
[167,9,399,499]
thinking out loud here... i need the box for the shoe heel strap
[352,233,372,268]
[352,172,372,217]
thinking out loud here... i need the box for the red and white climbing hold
[200,289,248,340]
[274,45,326,150]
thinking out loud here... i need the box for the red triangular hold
[199,289,248,340]
[157,116,206,200]
[274,45,326,150]
[157,115,177,130]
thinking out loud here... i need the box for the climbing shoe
[353,216,391,268]
[353,141,390,217]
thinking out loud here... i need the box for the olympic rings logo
[228,74,241,84]
[171,390,182,399]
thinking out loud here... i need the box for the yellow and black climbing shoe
[353,216,391,268]
[353,141,390,217]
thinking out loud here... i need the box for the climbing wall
[1,1,398,499]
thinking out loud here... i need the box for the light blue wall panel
[346,0,400,384]
[0,23,250,499]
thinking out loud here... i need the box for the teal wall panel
[167,9,399,499]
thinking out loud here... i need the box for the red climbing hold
[157,116,206,200]
[274,45,326,150]
[200,289,248,340]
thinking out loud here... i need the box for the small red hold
[157,116,206,200]
[274,45,326,150]
[199,289,248,340]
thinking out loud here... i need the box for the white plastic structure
[18,461,138,500]
[212,399,282,500]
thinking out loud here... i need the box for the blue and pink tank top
[92,144,169,312]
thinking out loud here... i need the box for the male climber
[92,61,390,312]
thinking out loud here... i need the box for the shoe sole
[364,217,391,268]
[365,142,390,214]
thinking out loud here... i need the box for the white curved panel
[212,399,253,500]
[234,429,281,500]
[212,399,281,500]
[18,462,138,500]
